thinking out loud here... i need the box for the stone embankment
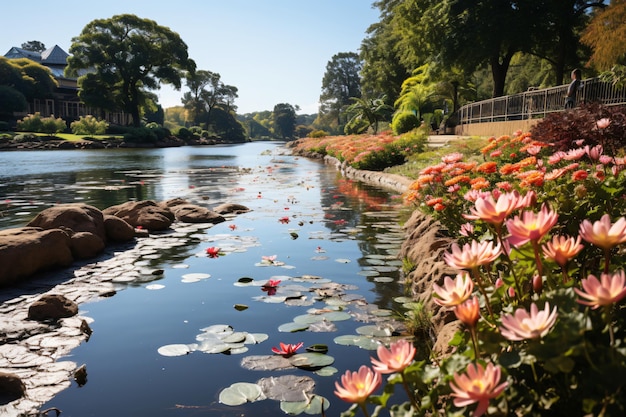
[0,199,249,415]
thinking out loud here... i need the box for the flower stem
[359,402,371,417]
[469,326,480,360]
[471,268,495,322]
[401,371,420,411]
[603,248,610,274]
[605,305,615,347]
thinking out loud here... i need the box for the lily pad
[241,355,294,371]
[257,375,315,402]
[320,311,351,322]
[278,322,309,333]
[234,304,249,311]
[314,367,338,377]
[373,276,394,283]
[157,344,191,357]
[181,273,211,283]
[289,352,335,370]
[305,344,328,354]
[219,382,265,406]
[356,325,393,337]
[333,335,380,350]
[244,333,269,344]
[281,395,331,415]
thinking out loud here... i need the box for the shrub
[123,127,157,143]
[308,129,328,138]
[531,102,626,155]
[70,115,109,136]
[391,111,419,135]
[17,113,65,135]
[176,127,192,141]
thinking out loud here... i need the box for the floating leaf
[281,395,331,415]
[314,367,338,377]
[358,270,380,277]
[289,352,334,369]
[145,284,165,290]
[157,344,190,357]
[222,332,247,344]
[244,333,269,344]
[241,355,293,371]
[335,258,351,264]
[293,314,324,325]
[181,273,211,283]
[356,325,393,337]
[278,322,309,333]
[238,277,254,283]
[333,335,380,350]
[320,311,351,322]
[234,304,248,311]
[257,375,315,402]
[305,344,328,354]
[373,277,394,283]
[219,382,265,406]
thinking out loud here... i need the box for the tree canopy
[319,52,363,127]
[21,41,46,53]
[66,14,195,127]
[272,103,297,139]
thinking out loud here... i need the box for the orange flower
[433,273,474,307]
[579,214,626,251]
[454,296,481,327]
[334,365,382,405]
[572,170,588,181]
[371,339,416,374]
[426,197,444,207]
[444,240,501,270]
[542,235,583,267]
[450,362,508,417]
[475,161,497,174]
[444,175,471,187]
[470,177,490,190]
[574,271,626,309]
[506,204,558,247]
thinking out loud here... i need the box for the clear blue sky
[1,1,379,114]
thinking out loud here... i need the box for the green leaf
[218,382,264,406]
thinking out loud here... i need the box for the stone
[28,294,78,321]
[171,204,225,224]
[70,232,106,260]
[213,203,250,215]
[0,228,73,287]
[103,215,135,242]
[103,200,175,231]
[0,372,25,401]
[27,203,107,244]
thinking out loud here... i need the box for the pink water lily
[334,365,382,405]
[444,240,501,270]
[271,341,303,357]
[579,214,626,251]
[279,216,290,224]
[262,255,277,264]
[450,362,508,417]
[433,273,474,307]
[574,271,626,309]
[370,339,416,374]
[499,302,558,341]
[206,247,221,258]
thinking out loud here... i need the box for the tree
[273,103,296,139]
[319,52,362,125]
[21,41,46,53]
[66,14,195,127]
[182,69,238,128]
[0,85,27,119]
[345,95,393,134]
[581,1,626,71]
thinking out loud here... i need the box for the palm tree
[345,95,393,134]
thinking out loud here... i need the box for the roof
[4,45,69,65]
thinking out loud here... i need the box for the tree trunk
[489,51,513,98]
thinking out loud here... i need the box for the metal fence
[457,77,626,125]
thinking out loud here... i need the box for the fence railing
[457,77,626,125]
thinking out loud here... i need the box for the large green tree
[0,56,57,119]
[273,103,297,139]
[66,14,195,127]
[182,69,238,127]
[318,52,362,126]
[21,41,46,53]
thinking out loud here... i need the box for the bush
[308,129,328,138]
[16,113,66,135]
[531,102,626,155]
[176,127,193,141]
[70,115,109,136]
[123,127,157,143]
[391,111,420,135]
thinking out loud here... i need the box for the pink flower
[450,362,508,417]
[433,273,474,307]
[542,235,583,267]
[271,341,303,357]
[279,216,290,224]
[454,296,481,327]
[263,279,281,288]
[574,271,626,309]
[596,118,611,129]
[459,222,474,237]
[442,152,464,163]
[579,214,626,251]
[444,240,501,270]
[229,224,237,231]
[505,204,558,247]
[464,191,527,227]
[334,365,382,405]
[499,302,558,341]
[261,255,277,264]
[206,247,221,258]
[371,339,416,374]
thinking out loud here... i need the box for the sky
[1,1,380,115]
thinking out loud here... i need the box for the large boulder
[0,372,26,402]
[70,231,106,259]
[0,227,73,287]
[213,203,251,215]
[27,294,78,321]
[103,200,175,231]
[27,203,107,245]
[103,214,136,241]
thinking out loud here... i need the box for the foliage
[308,129,328,138]
[66,14,195,127]
[391,111,419,135]
[123,127,158,143]
[21,40,46,52]
[345,95,393,134]
[273,103,297,139]
[0,56,57,103]
[531,103,626,155]
[16,113,66,135]
[319,52,362,126]
[182,69,238,127]
[581,1,626,71]
[175,127,193,141]
[70,115,109,136]
[0,85,27,118]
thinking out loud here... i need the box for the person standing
[565,68,582,109]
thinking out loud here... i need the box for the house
[4,45,129,125]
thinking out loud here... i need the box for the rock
[27,203,107,245]
[0,372,26,401]
[103,215,135,242]
[213,203,250,215]
[70,231,106,259]
[160,198,189,208]
[171,204,225,224]
[103,200,175,231]
[28,294,78,321]
[0,227,73,287]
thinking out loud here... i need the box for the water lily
[499,302,558,341]
[542,235,583,268]
[261,279,281,295]
[334,365,382,415]
[505,203,558,247]
[433,273,474,307]
[450,362,508,417]
[206,247,221,258]
[279,216,290,224]
[574,271,626,309]
[579,214,626,251]
[443,240,501,271]
[370,339,416,374]
[454,296,481,328]
[261,255,277,264]
[271,341,303,357]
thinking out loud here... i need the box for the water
[0,142,409,416]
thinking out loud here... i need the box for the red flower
[279,216,290,224]
[229,224,237,231]
[271,342,304,357]
[206,247,221,258]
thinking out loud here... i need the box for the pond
[0,142,412,416]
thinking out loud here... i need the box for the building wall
[454,119,541,137]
